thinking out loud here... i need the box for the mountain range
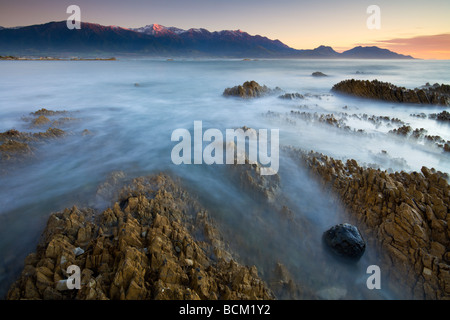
[0,21,414,59]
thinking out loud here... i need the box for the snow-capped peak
[131,24,185,35]
[131,24,252,38]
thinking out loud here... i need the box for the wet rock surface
[264,107,449,154]
[323,223,366,261]
[332,79,450,106]
[31,115,51,128]
[264,109,406,132]
[0,127,65,175]
[223,81,281,98]
[429,110,450,122]
[0,139,34,164]
[312,72,328,77]
[0,109,85,175]
[389,125,450,153]
[4,105,449,301]
[227,136,281,203]
[288,148,450,299]
[7,173,273,300]
[225,145,321,299]
[223,138,368,300]
[30,108,69,117]
[278,93,304,100]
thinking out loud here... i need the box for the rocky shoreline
[7,146,449,300]
[264,109,450,155]
[3,78,450,300]
[0,108,91,175]
[0,56,116,61]
[332,79,450,106]
[224,79,450,107]
[223,81,282,99]
[286,148,450,299]
[7,173,274,300]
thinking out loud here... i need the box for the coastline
[1,74,449,300]
[0,56,116,61]
[5,147,449,300]
[287,148,450,299]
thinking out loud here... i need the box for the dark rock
[312,72,328,77]
[332,79,450,106]
[388,124,450,152]
[390,125,412,136]
[279,93,304,100]
[291,148,450,299]
[429,110,450,122]
[0,109,81,176]
[411,113,427,118]
[31,108,68,116]
[31,115,50,127]
[223,81,278,99]
[323,223,366,260]
[0,140,34,162]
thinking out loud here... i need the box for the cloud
[370,33,450,59]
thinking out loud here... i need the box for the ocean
[0,58,449,299]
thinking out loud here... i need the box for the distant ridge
[341,46,414,59]
[0,21,415,59]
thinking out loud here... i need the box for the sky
[0,0,449,59]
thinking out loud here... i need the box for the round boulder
[323,223,366,260]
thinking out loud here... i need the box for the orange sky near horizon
[370,34,450,60]
[257,2,450,60]
[329,33,450,60]
[288,32,450,60]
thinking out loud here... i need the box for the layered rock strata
[0,109,80,175]
[7,173,273,300]
[223,81,281,98]
[332,80,450,106]
[288,149,450,299]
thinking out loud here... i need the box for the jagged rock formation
[223,81,280,98]
[0,109,85,175]
[0,127,66,145]
[229,157,281,204]
[7,173,273,300]
[389,125,450,153]
[30,108,69,116]
[289,149,450,299]
[279,93,304,100]
[332,79,450,106]
[0,127,65,174]
[429,111,450,122]
[30,115,51,127]
[0,139,34,164]
[264,110,405,134]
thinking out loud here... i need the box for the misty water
[0,59,449,299]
